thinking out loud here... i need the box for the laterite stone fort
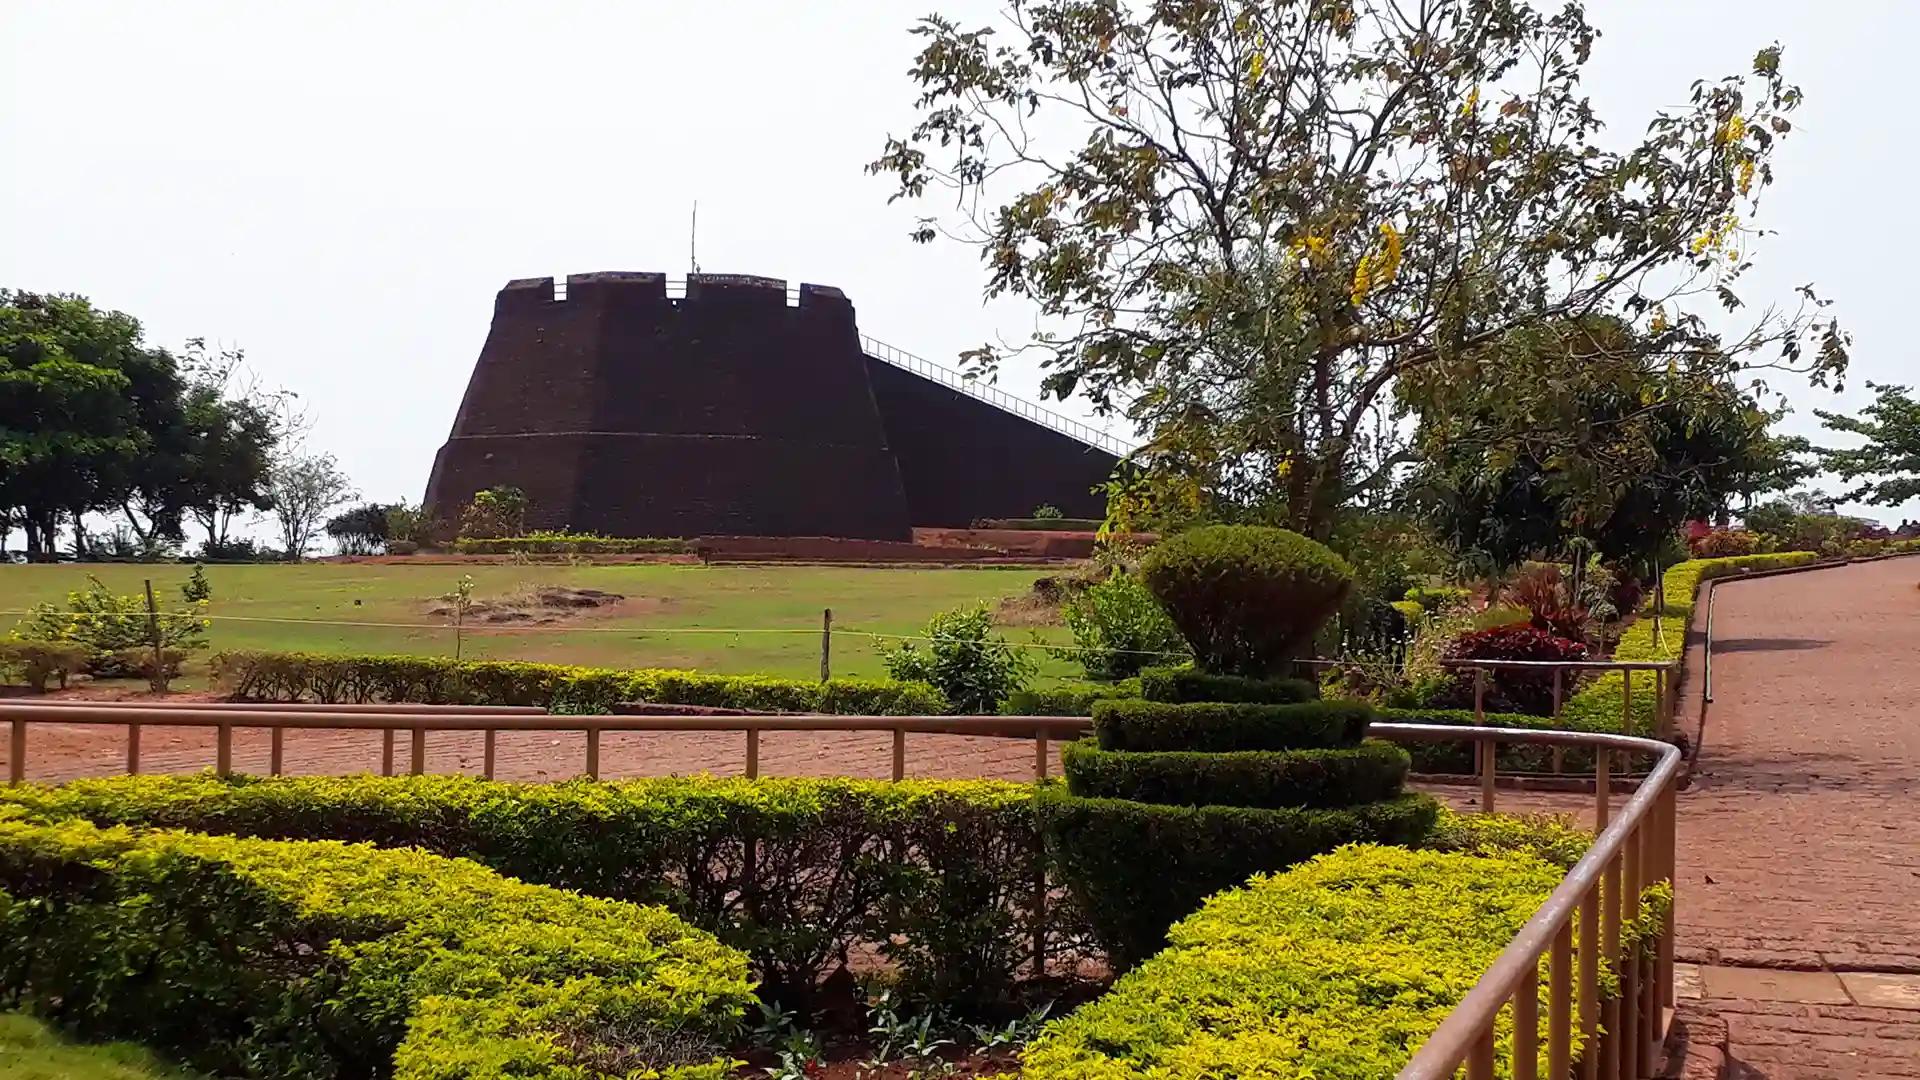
[424,272,1118,539]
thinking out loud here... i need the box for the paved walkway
[1667,557,1920,1078]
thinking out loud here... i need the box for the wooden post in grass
[819,608,832,682]
[142,579,164,694]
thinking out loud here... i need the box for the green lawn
[0,1015,201,1080]
[0,562,1081,683]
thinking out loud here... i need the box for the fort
[424,272,1122,540]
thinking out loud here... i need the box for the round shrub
[1140,525,1353,676]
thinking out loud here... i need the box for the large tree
[0,291,150,559]
[1816,383,1920,508]
[1410,317,1777,570]
[871,0,1847,538]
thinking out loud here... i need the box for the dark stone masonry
[424,272,1116,539]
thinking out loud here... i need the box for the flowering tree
[871,0,1847,538]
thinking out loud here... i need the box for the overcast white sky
[3,1,1913,523]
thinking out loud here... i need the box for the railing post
[1034,730,1050,781]
[410,727,426,775]
[270,727,284,776]
[585,726,600,780]
[127,722,141,775]
[1473,666,1487,725]
[1552,666,1565,717]
[745,728,760,779]
[1621,829,1642,1080]
[1601,851,1623,1080]
[1595,748,1611,830]
[382,729,395,776]
[891,728,906,782]
[1467,1026,1495,1080]
[1621,668,1633,735]
[1659,783,1677,1010]
[216,722,233,777]
[1550,921,1574,1078]
[9,719,24,784]
[1580,880,1600,1080]
[483,729,497,780]
[1514,961,1540,1080]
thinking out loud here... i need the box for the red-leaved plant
[1438,623,1591,715]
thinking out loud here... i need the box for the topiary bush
[1056,679,1434,966]
[1041,794,1439,969]
[1139,525,1354,676]
[1061,739,1410,809]
[1138,665,1317,705]
[1091,699,1372,753]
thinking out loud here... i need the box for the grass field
[0,562,1084,683]
[0,1015,201,1080]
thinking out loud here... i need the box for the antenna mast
[689,201,700,274]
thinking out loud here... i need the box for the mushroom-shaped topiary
[1140,525,1353,676]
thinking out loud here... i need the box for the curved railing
[0,700,1678,1078]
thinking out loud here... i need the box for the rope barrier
[0,610,1195,660]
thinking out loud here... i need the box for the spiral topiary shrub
[1139,525,1354,677]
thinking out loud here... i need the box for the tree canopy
[0,291,283,560]
[872,0,1847,538]
[1409,316,1779,570]
[1816,383,1920,508]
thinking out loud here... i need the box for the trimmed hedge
[1021,844,1568,1079]
[0,774,1080,1013]
[1041,796,1442,970]
[0,811,754,1080]
[211,650,948,715]
[1091,698,1372,753]
[1378,706,1603,774]
[1061,738,1410,809]
[452,533,692,555]
[1138,665,1318,705]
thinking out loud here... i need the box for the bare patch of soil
[425,585,635,625]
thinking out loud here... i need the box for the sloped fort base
[424,272,1118,539]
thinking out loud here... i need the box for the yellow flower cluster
[1350,222,1404,306]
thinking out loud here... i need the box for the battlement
[425,270,1117,539]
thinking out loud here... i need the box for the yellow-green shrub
[0,811,753,1079]
[0,774,1073,1014]
[1021,844,1568,1080]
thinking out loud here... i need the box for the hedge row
[211,650,948,715]
[1091,698,1373,753]
[0,810,753,1080]
[1558,551,1819,738]
[1023,844,1566,1079]
[0,774,1082,1013]
[1024,841,1673,1080]
[1061,738,1410,810]
[451,533,692,555]
[1040,792,1439,969]
[1138,665,1318,705]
